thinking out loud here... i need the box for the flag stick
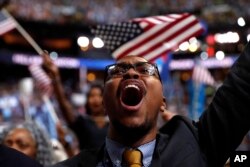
[2,8,43,55]
[2,9,60,123]
[42,95,59,124]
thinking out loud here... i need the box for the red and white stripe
[192,65,215,86]
[0,10,16,35]
[113,13,204,62]
[28,64,52,95]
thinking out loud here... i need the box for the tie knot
[122,149,142,167]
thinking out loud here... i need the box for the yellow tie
[122,149,142,167]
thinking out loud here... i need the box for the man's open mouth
[119,80,146,109]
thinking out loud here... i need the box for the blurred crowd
[5,0,250,25]
[0,49,113,165]
[6,0,203,24]
[0,73,99,164]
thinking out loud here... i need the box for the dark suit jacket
[54,116,207,167]
[53,42,250,167]
[0,144,42,167]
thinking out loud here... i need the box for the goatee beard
[112,120,153,143]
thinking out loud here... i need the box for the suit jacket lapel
[150,133,170,167]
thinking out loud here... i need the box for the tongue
[121,87,143,106]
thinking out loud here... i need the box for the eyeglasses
[104,62,161,82]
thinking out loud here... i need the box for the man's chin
[112,120,152,138]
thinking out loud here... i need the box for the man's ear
[160,96,176,122]
[160,97,167,112]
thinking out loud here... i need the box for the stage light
[77,36,89,47]
[237,17,246,27]
[179,41,189,51]
[215,32,239,43]
[200,52,208,60]
[215,51,225,60]
[92,37,104,48]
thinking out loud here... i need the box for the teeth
[125,84,139,90]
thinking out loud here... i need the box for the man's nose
[123,68,140,79]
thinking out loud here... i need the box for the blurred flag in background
[28,64,59,138]
[91,13,204,62]
[192,65,215,86]
[160,53,173,98]
[188,64,215,120]
[28,64,52,96]
[0,9,16,35]
[188,80,206,121]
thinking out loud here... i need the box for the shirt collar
[106,138,156,167]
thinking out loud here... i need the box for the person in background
[42,53,109,151]
[0,121,55,166]
[54,41,250,167]
[56,123,80,157]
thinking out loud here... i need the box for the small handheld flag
[28,64,59,123]
[0,8,43,55]
[0,9,16,35]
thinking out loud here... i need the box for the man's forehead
[116,56,148,64]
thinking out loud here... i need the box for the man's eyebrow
[116,62,128,66]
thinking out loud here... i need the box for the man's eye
[137,65,154,74]
[139,68,150,74]
[110,66,124,75]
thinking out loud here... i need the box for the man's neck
[108,125,157,148]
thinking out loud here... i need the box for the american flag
[91,13,204,62]
[192,65,215,86]
[0,9,16,35]
[28,64,52,95]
